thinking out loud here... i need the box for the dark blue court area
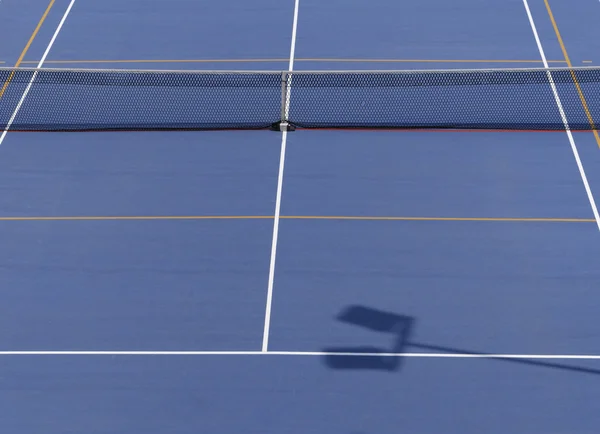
[2,1,600,433]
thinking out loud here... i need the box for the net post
[271,71,295,132]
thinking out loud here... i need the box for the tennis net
[0,66,599,132]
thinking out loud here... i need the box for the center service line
[262,0,301,353]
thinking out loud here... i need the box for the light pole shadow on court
[322,305,415,372]
[322,305,600,376]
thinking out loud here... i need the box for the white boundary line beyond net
[522,0,600,231]
[1,350,600,359]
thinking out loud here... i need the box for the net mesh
[0,68,282,131]
[0,66,599,132]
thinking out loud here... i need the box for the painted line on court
[287,216,594,222]
[523,0,600,232]
[262,0,301,353]
[0,0,76,146]
[17,58,571,65]
[1,350,600,359]
[0,215,593,223]
[544,0,600,148]
[0,0,56,99]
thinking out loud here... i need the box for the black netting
[285,69,599,130]
[0,68,283,131]
[0,66,599,132]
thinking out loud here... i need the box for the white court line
[262,0,301,352]
[0,0,76,147]
[522,0,600,231]
[1,350,600,359]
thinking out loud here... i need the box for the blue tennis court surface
[2,1,600,433]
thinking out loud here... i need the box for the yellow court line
[0,0,56,99]
[17,58,570,65]
[0,215,272,221]
[285,216,593,222]
[21,59,288,64]
[0,215,593,223]
[545,0,600,148]
[300,59,567,64]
